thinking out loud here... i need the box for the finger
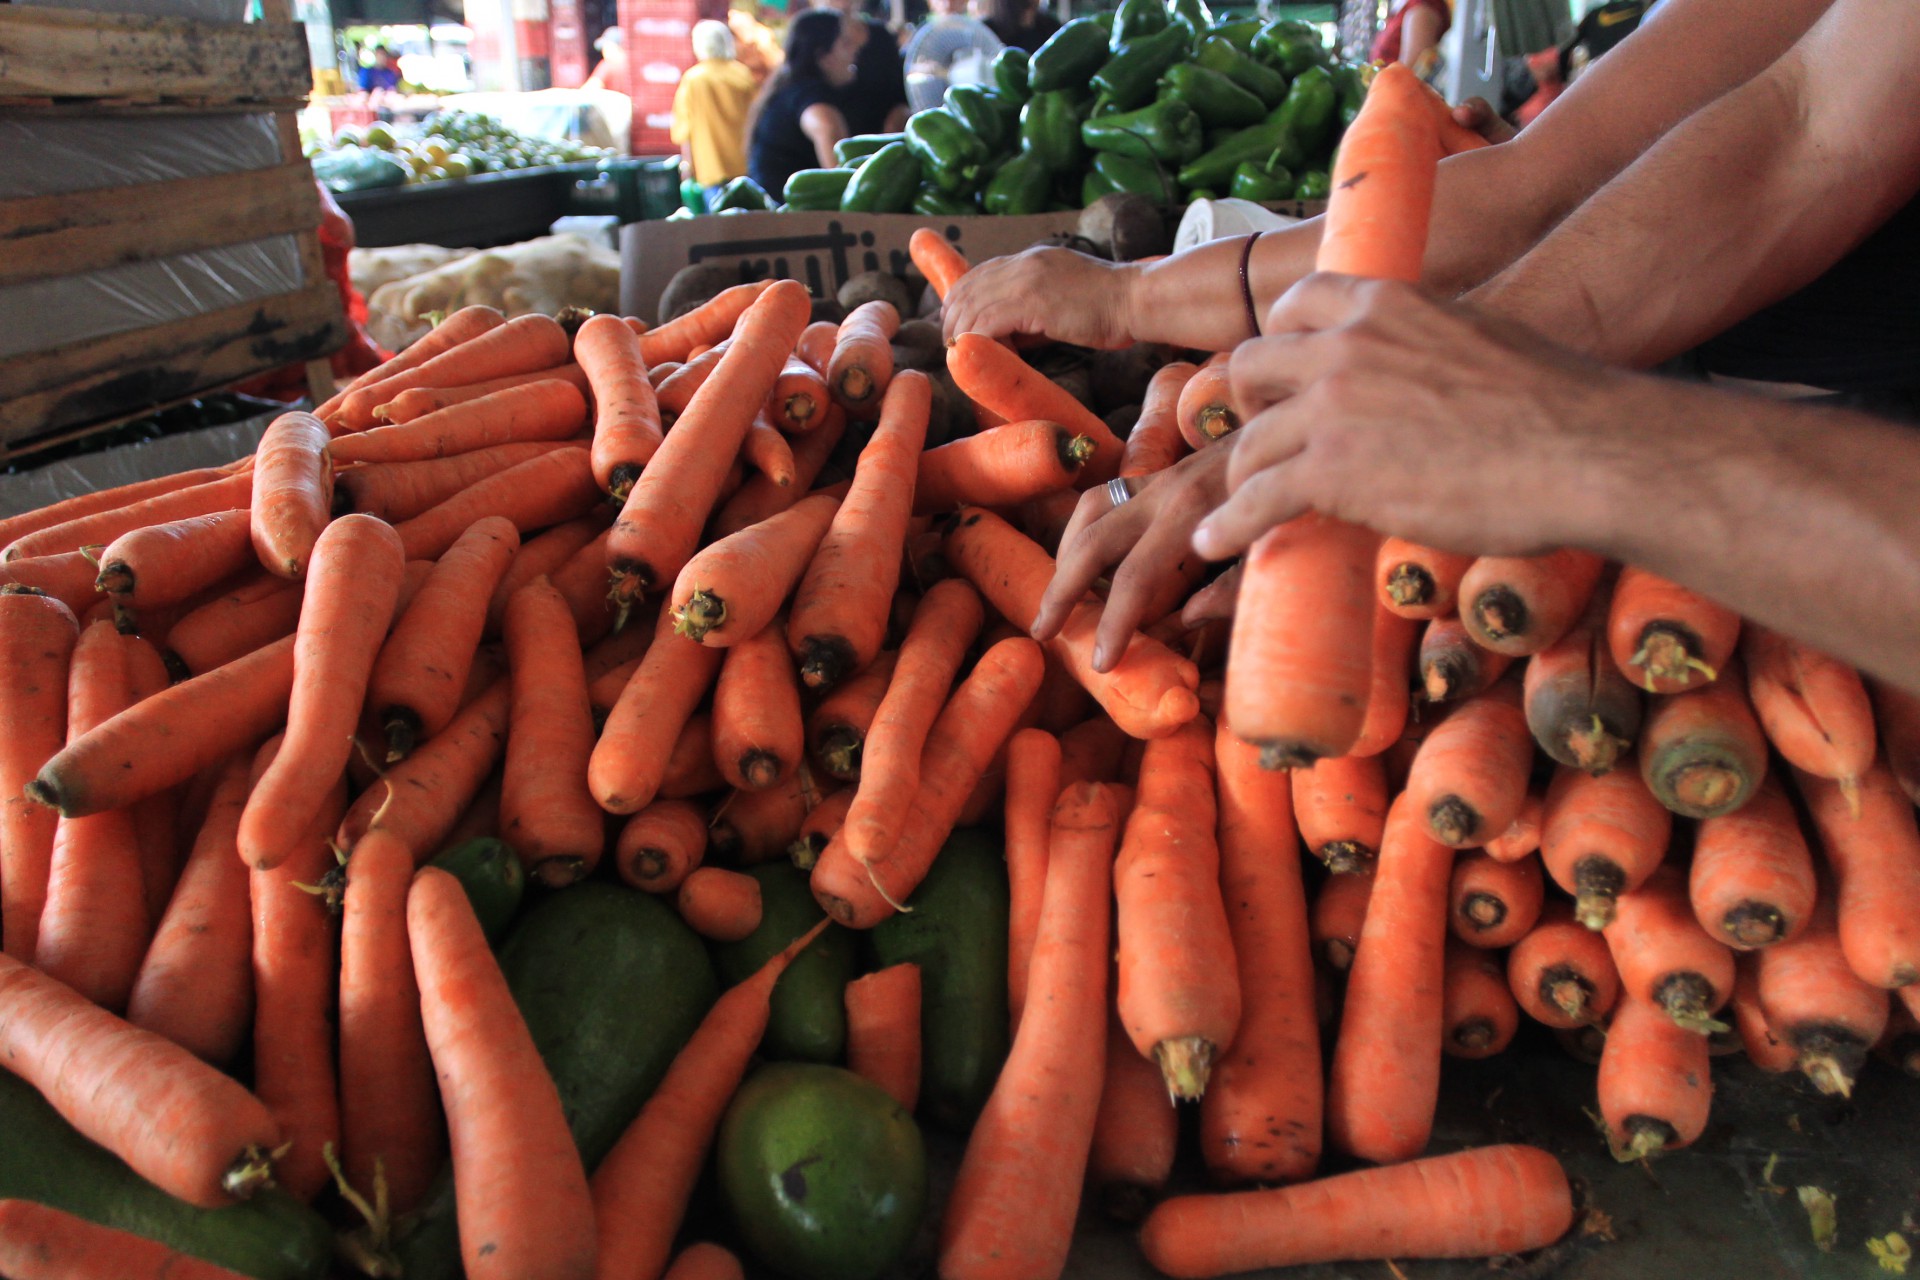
[1033,489,1149,640]
[1181,563,1242,627]
[1261,272,1414,338]
[1226,331,1324,412]
[1221,400,1310,495]
[1095,507,1206,672]
[1192,464,1311,561]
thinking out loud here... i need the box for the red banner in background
[551,0,591,86]
[618,0,706,153]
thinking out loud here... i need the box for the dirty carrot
[334,379,589,466]
[828,300,900,412]
[6,471,254,565]
[1604,865,1736,1034]
[590,607,725,814]
[1376,538,1475,620]
[1176,358,1238,448]
[1311,866,1373,972]
[710,407,849,542]
[1523,579,1643,774]
[1754,895,1889,1096]
[1416,614,1513,704]
[913,420,1094,514]
[500,578,605,887]
[393,445,600,562]
[1506,901,1620,1029]
[676,867,763,941]
[1638,659,1769,818]
[847,963,922,1111]
[638,280,776,365]
[668,490,840,646]
[95,508,254,613]
[335,313,572,432]
[0,588,77,959]
[1402,673,1532,847]
[1689,775,1815,949]
[709,768,818,864]
[806,650,898,781]
[910,226,970,299]
[1091,1011,1177,1221]
[1459,549,1607,657]
[1291,753,1387,874]
[1795,761,1920,989]
[712,615,806,790]
[1597,993,1712,1161]
[1005,727,1062,1032]
[250,412,334,579]
[1122,362,1196,478]
[1540,758,1671,929]
[575,314,663,500]
[337,681,508,863]
[1449,850,1544,950]
[1607,566,1740,693]
[947,332,1122,482]
[374,362,589,425]
[614,799,708,892]
[1742,626,1875,803]
[0,1198,258,1280]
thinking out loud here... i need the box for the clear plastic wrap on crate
[0,114,282,199]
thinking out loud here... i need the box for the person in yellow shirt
[671,21,760,195]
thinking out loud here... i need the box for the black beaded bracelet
[1239,231,1262,339]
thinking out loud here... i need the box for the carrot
[662,1244,744,1280]
[336,441,572,524]
[1416,614,1512,705]
[674,866,763,942]
[768,354,832,435]
[912,420,1094,515]
[940,781,1122,1280]
[1289,754,1385,874]
[335,381,589,470]
[5,472,255,565]
[485,513,610,637]
[1204,721,1320,1184]
[1596,992,1712,1162]
[806,652,899,782]
[606,800,704,892]
[1176,358,1238,448]
[1449,850,1543,949]
[787,383,930,689]
[947,333,1122,482]
[1483,788,1543,862]
[1122,362,1196,478]
[1442,939,1519,1059]
[786,785,852,870]
[1507,901,1620,1028]
[590,607,725,814]
[668,492,841,650]
[393,445,600,562]
[1742,626,1875,804]
[337,681,508,863]
[651,341,730,419]
[1730,954,1796,1072]
[34,624,150,1010]
[116,637,183,922]
[92,508,252,614]
[1753,894,1889,1096]
[409,866,595,1280]
[1376,538,1475,620]
[1313,60,1441,276]
[910,226,970,299]
[709,768,819,864]
[1139,1142,1574,1278]
[1347,611,1418,760]
[1688,775,1814,949]
[611,282,814,602]
[574,314,664,500]
[1607,566,1741,694]
[0,466,228,557]
[248,411,333,579]
[795,320,839,377]
[944,507,1200,739]
[1090,1009,1177,1221]
[713,616,806,790]
[1604,865,1734,1034]
[1523,579,1643,773]
[638,280,776,365]
[320,304,505,421]
[334,313,572,432]
[811,638,1043,927]
[1638,659,1769,818]
[0,550,103,619]
[235,515,403,870]
[827,300,899,412]
[1402,673,1531,847]
[709,407,849,543]
[160,572,301,678]
[0,588,77,960]
[1311,865,1373,971]
[842,581,986,876]
[1114,718,1237,1100]
[374,362,590,424]
[1458,550,1606,657]
[1795,761,1920,989]
[1004,728,1061,1032]
[1540,758,1671,929]
[1058,716,1129,787]
[543,527,621,647]
[1872,678,1920,804]
[589,917,828,1280]
[499,578,604,887]
[0,1199,259,1280]
[843,963,922,1114]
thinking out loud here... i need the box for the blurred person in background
[583,26,629,93]
[809,0,910,133]
[673,20,759,196]
[747,10,861,196]
[359,45,404,93]
[1372,0,1451,75]
[729,4,785,83]
[975,0,1057,54]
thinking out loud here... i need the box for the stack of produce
[310,111,612,193]
[0,68,1916,1280]
[354,233,623,352]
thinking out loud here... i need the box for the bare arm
[1469,0,1920,366]
[799,103,850,170]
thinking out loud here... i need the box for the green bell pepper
[839,140,922,212]
[1109,0,1168,50]
[1161,62,1268,129]
[982,149,1053,215]
[1019,89,1086,173]
[1196,34,1289,107]
[712,175,772,212]
[1082,98,1203,166]
[782,167,855,210]
[1177,114,1299,191]
[946,85,1012,154]
[1090,24,1190,111]
[1331,61,1367,128]
[1171,0,1212,33]
[679,178,706,214]
[833,132,903,164]
[1207,17,1263,52]
[1029,18,1112,93]
[906,107,990,192]
[1254,21,1328,77]
[1229,158,1294,201]
[991,47,1030,100]
[1090,150,1179,204]
[912,185,980,216]
[1273,64,1337,158]
[1293,168,1331,200]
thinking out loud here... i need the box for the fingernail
[1192,520,1217,554]
[1091,642,1109,671]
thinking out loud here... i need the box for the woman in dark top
[747,10,860,198]
[975,0,1058,54]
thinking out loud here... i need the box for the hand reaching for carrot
[940,246,1142,350]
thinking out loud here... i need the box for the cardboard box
[620,203,1327,323]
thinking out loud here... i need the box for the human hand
[1032,441,1237,670]
[1192,274,1638,563]
[1451,97,1517,145]
[941,246,1140,349]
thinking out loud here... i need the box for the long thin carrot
[1540,757,1670,930]
[1796,761,1920,989]
[1176,358,1239,448]
[236,515,404,870]
[668,492,841,646]
[807,650,898,781]
[709,407,848,542]
[337,440,574,523]
[1416,614,1513,705]
[0,466,228,557]
[1376,538,1475,620]
[393,445,600,562]
[947,333,1122,483]
[500,578,605,887]
[1204,722,1320,1184]
[0,588,77,959]
[1523,578,1642,773]
[576,314,663,500]
[1688,775,1814,949]
[588,919,829,1280]
[410,866,596,1280]
[847,963,922,1111]
[712,615,806,790]
[1604,865,1735,1034]
[910,226,970,300]
[334,313,572,432]
[1608,565,1740,693]
[590,607,725,813]
[1742,626,1875,804]
[376,362,590,425]
[1449,850,1543,950]
[1597,993,1711,1161]
[739,411,798,490]
[1140,1142,1573,1278]
[1754,895,1889,1096]
[611,281,813,602]
[651,341,730,419]
[0,550,103,619]
[1122,362,1196,478]
[117,638,182,925]
[1326,792,1454,1163]
[828,300,899,412]
[1507,901,1620,1028]
[940,782,1122,1280]
[1638,660,1769,818]
[614,799,708,892]
[1291,754,1385,874]
[544,527,622,647]
[335,380,589,468]
[912,420,1093,514]
[1004,727,1061,1032]
[639,280,776,365]
[5,472,254,565]
[1402,673,1531,847]
[786,374,930,689]
[337,681,508,863]
[249,412,333,579]
[0,1199,257,1280]
[320,304,505,421]
[486,512,610,637]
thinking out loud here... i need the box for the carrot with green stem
[611,281,814,604]
[393,445,600,562]
[1004,727,1061,1032]
[0,587,77,959]
[1638,659,1768,818]
[1140,1142,1574,1278]
[1459,549,1606,657]
[0,550,104,618]
[847,962,921,1111]
[615,798,708,892]
[1689,775,1815,949]
[1541,757,1670,930]
[1402,673,1532,848]
[0,466,229,557]
[1524,577,1643,774]
[807,651,898,781]
[336,440,574,523]
[369,516,519,761]
[576,313,663,500]
[1795,761,1920,989]
[1311,866,1373,972]
[1484,788,1544,862]
[336,681,508,862]
[95,508,254,613]
[668,491,840,646]
[162,572,302,678]
[912,420,1095,514]
[1604,865,1735,1035]
[588,918,830,1280]
[1754,893,1889,1096]
[1449,850,1543,950]
[638,280,776,365]
[811,638,1043,927]
[947,332,1123,483]
[236,514,404,870]
[319,303,505,421]
[827,300,899,412]
[713,615,807,790]
[1507,901,1620,1028]
[1608,566,1740,693]
[6,472,254,565]
[500,577,605,887]
[1122,362,1196,478]
[1377,538,1475,620]
[250,412,333,579]
[910,226,970,300]
[1443,940,1520,1059]
[940,782,1122,1280]
[334,380,589,466]
[1291,753,1386,874]
[1742,626,1875,807]
[1204,721,1320,1184]
[334,313,572,432]
[676,867,764,941]
[374,362,589,424]
[1091,1009,1177,1221]
[944,507,1199,740]
[590,607,725,813]
[787,373,930,688]
[1416,614,1513,705]
[1176,357,1238,448]
[409,866,596,1280]
[710,767,819,864]
[1597,992,1712,1162]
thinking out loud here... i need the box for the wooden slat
[0,282,345,444]
[0,161,321,285]
[0,6,310,101]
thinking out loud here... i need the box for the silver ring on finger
[1105,476,1135,509]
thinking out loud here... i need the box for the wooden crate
[0,1,344,460]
